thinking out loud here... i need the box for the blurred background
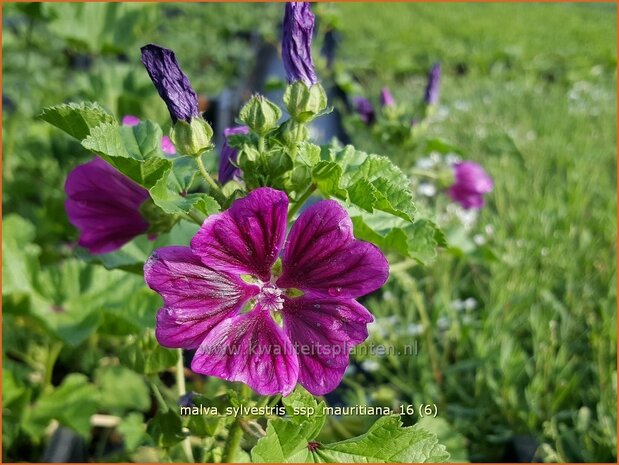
[2,2,616,463]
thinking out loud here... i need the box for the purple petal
[65,157,149,254]
[278,200,389,299]
[424,62,441,106]
[191,188,288,282]
[282,2,318,86]
[380,87,395,107]
[191,306,299,396]
[144,246,259,349]
[283,295,373,395]
[160,135,176,155]
[218,126,249,184]
[448,161,493,210]
[352,97,375,125]
[140,44,199,123]
[122,115,141,126]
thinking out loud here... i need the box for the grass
[328,2,617,462]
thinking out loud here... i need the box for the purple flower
[122,115,141,126]
[160,135,176,155]
[65,158,149,254]
[448,161,493,209]
[352,97,375,125]
[424,62,442,106]
[380,87,395,107]
[218,126,249,184]
[140,44,199,123]
[144,188,389,395]
[282,2,318,86]
[122,115,176,155]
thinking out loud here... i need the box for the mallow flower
[218,126,249,184]
[122,114,176,155]
[282,2,318,86]
[424,62,442,106]
[140,44,200,123]
[65,157,149,254]
[448,161,493,209]
[144,188,389,396]
[353,97,375,125]
[380,87,396,107]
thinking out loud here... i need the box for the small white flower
[361,359,380,372]
[416,157,436,170]
[418,182,437,197]
[473,234,486,246]
[445,153,461,166]
[464,297,478,311]
[484,224,495,235]
[451,299,465,312]
[405,323,425,336]
[437,316,450,331]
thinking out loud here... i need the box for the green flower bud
[284,81,327,123]
[239,94,282,136]
[171,117,213,157]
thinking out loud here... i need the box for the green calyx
[139,199,178,234]
[171,117,214,158]
[240,94,282,136]
[284,81,328,123]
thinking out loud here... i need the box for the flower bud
[447,161,493,209]
[424,62,442,106]
[352,97,375,125]
[239,94,282,136]
[282,2,318,86]
[380,87,395,107]
[284,81,327,123]
[171,117,214,157]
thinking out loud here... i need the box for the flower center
[257,283,284,312]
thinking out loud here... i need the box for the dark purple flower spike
[353,97,375,125]
[424,62,442,106]
[140,44,200,123]
[282,2,318,86]
[380,87,395,107]
[218,126,249,184]
[145,188,389,396]
[448,161,493,209]
[65,158,150,254]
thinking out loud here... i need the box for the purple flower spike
[424,62,442,106]
[353,97,375,125]
[141,44,199,123]
[145,187,389,396]
[218,126,249,184]
[122,115,141,126]
[380,87,395,107]
[448,161,493,209]
[282,2,318,86]
[65,158,149,254]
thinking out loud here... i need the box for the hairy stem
[43,342,63,392]
[195,155,225,204]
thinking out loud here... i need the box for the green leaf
[352,213,445,263]
[39,102,116,140]
[82,121,172,188]
[252,388,326,463]
[118,413,147,452]
[23,374,98,439]
[313,416,450,463]
[252,393,449,464]
[313,146,416,221]
[95,366,150,413]
[2,215,40,297]
[147,409,185,448]
[149,157,220,215]
[120,332,177,376]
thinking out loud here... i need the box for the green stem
[149,380,169,413]
[221,419,244,463]
[288,184,316,220]
[195,155,225,204]
[185,210,204,225]
[43,342,63,392]
[176,349,195,463]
